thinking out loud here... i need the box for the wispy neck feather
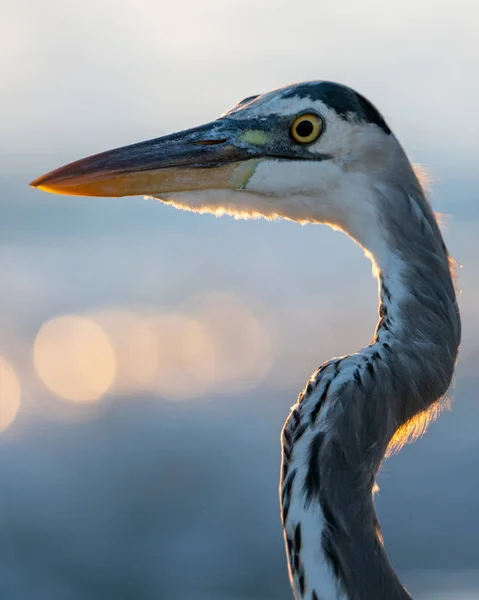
[280,178,460,600]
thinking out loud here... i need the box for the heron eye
[290,114,323,144]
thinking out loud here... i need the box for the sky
[1,1,479,598]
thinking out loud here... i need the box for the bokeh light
[87,309,158,393]
[78,294,273,401]
[0,356,21,432]
[147,313,215,400]
[187,291,273,394]
[33,315,116,403]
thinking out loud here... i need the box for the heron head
[31,81,411,248]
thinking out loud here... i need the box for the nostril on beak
[192,139,228,146]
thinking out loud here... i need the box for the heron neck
[371,193,460,423]
[281,187,460,600]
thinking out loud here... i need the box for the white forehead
[221,83,396,164]
[223,86,334,119]
[222,91,353,149]
[221,81,394,145]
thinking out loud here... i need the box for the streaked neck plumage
[280,174,461,600]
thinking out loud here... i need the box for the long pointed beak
[30,120,262,197]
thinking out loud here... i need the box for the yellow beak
[30,120,262,197]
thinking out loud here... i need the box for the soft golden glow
[386,400,443,457]
[29,295,271,404]
[290,113,323,144]
[146,313,215,400]
[33,315,116,403]
[0,356,21,432]
[86,309,158,393]
[186,291,272,393]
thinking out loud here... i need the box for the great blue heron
[31,81,461,600]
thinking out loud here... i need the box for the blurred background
[1,0,478,598]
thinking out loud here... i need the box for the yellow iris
[290,114,323,144]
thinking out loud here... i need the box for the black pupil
[295,119,314,138]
